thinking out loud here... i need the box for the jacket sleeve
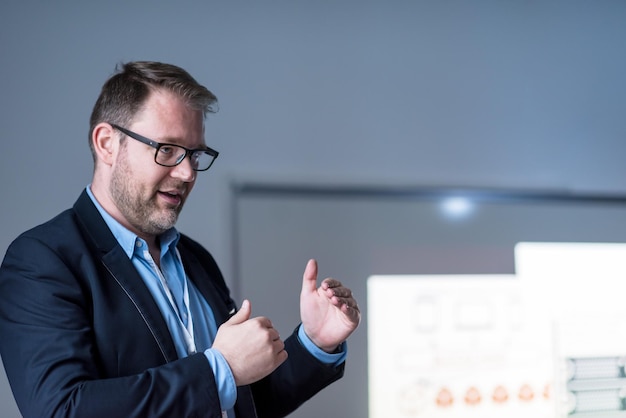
[0,233,224,418]
[250,326,346,418]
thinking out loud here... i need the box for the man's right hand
[212,300,288,386]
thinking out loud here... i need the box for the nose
[171,154,196,182]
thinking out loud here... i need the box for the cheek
[135,161,170,183]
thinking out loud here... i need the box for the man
[0,61,360,418]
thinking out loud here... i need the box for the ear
[92,123,118,166]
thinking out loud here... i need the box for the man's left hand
[300,259,360,353]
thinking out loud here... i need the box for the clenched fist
[212,300,288,386]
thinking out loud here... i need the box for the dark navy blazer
[0,190,344,418]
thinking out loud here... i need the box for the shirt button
[135,241,142,248]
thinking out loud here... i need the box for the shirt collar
[86,185,180,259]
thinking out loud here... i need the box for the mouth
[158,189,185,206]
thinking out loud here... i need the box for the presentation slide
[368,274,554,418]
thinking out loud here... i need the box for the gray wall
[2,1,626,417]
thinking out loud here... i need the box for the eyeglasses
[111,124,219,171]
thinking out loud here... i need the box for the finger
[301,259,318,294]
[331,297,355,310]
[254,316,274,329]
[268,327,281,341]
[226,299,251,325]
[330,293,355,306]
[344,306,362,325]
[336,297,361,318]
[276,347,289,364]
[328,293,360,313]
[324,285,353,299]
[320,278,346,290]
[341,299,360,313]
[321,283,355,302]
[273,337,285,352]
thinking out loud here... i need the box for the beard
[109,152,185,236]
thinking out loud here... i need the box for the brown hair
[88,61,218,160]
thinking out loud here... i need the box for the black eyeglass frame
[110,123,219,171]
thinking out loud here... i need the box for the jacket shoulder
[6,208,80,252]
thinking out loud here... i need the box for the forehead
[132,89,205,145]
[138,89,202,122]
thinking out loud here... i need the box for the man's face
[109,89,205,238]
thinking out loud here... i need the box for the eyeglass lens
[156,145,214,171]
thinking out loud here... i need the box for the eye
[159,145,175,156]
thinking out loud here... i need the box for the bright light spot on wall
[440,196,474,220]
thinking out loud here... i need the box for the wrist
[297,325,348,365]
[298,325,343,353]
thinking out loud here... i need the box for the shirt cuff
[297,325,347,365]
[203,348,237,411]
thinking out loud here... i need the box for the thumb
[227,299,251,325]
[301,259,318,294]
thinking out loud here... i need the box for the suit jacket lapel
[178,247,232,326]
[101,247,179,362]
[73,190,179,363]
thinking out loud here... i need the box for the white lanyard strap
[148,249,197,355]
